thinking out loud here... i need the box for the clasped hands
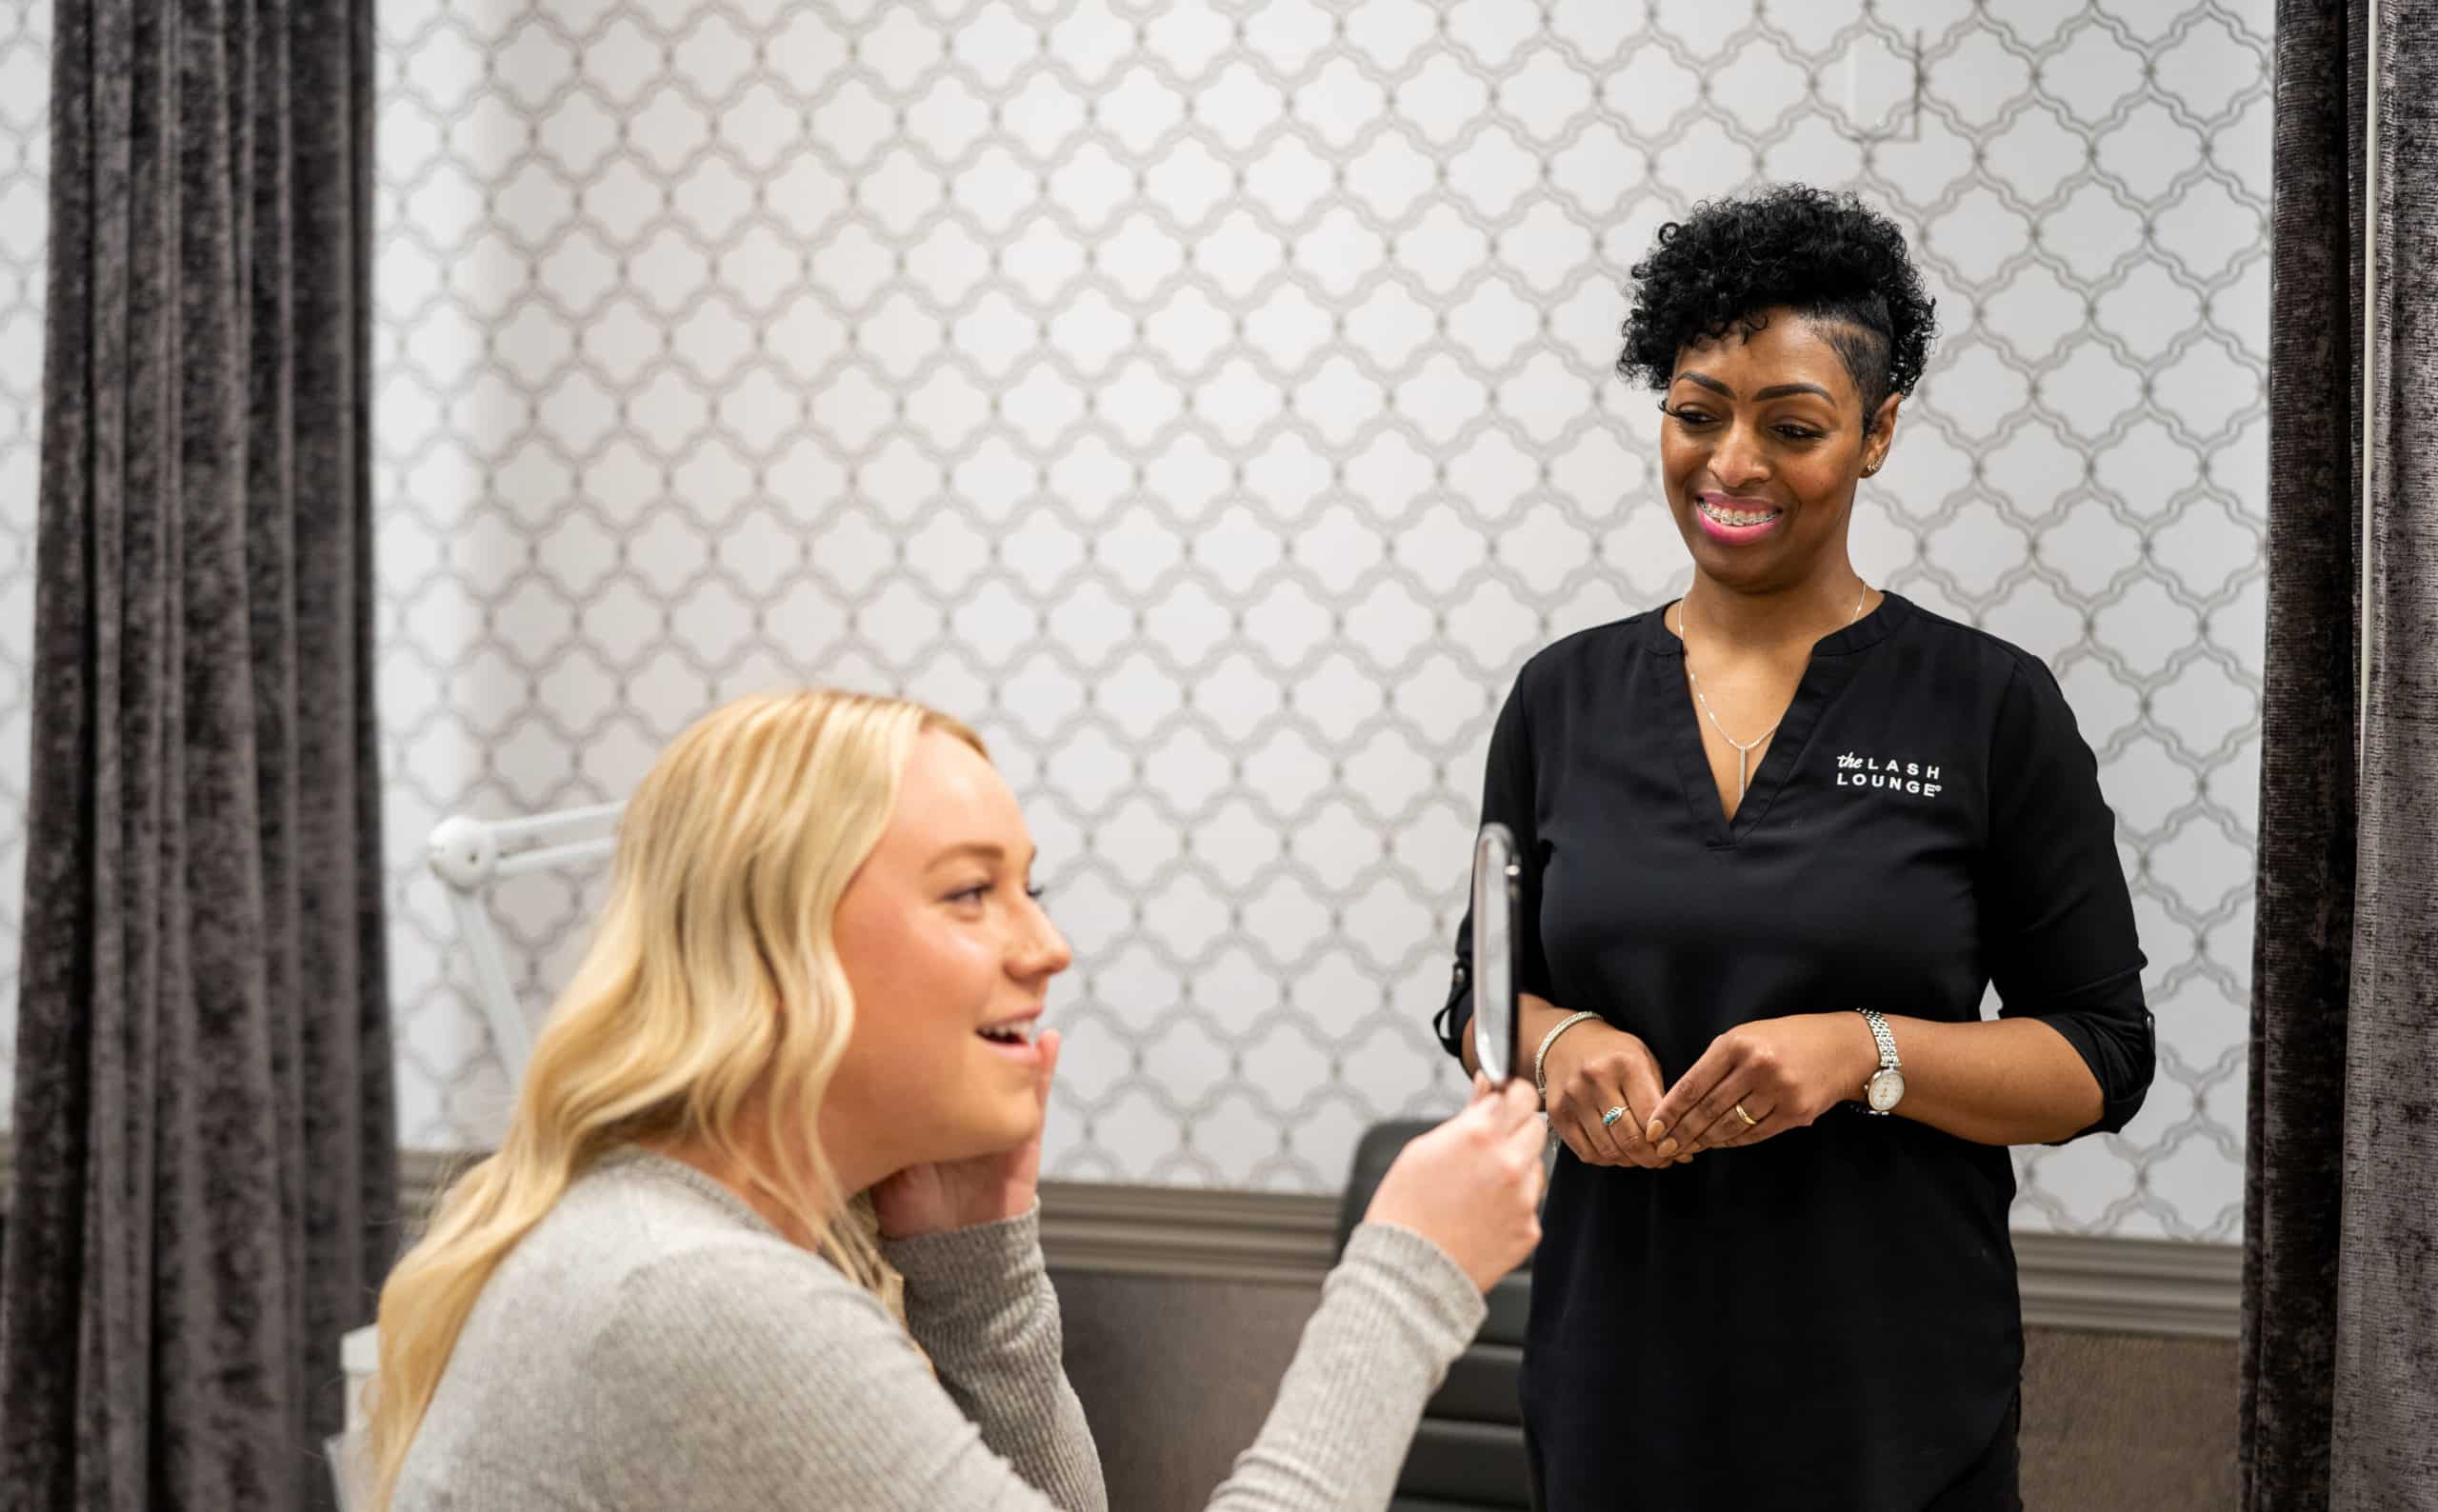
[1541,1010,1879,1169]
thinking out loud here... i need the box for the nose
[1013,895,1072,982]
[1706,417,1770,493]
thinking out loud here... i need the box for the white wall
[2,0,2267,1239]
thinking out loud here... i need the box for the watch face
[1868,1068,1907,1112]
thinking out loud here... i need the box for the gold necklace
[1681,582,1869,800]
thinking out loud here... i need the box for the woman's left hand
[872,1028,1062,1239]
[1644,1014,1876,1156]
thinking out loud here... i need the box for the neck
[815,1101,901,1202]
[646,1112,888,1250]
[1683,567,1870,652]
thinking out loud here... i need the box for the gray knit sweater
[392,1149,1487,1510]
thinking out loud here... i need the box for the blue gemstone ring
[1600,1105,1627,1128]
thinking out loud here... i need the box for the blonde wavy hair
[367,688,983,1508]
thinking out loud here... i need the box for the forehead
[884,729,1026,855]
[1672,311,1862,402]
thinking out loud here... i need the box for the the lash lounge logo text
[1835,752,1945,799]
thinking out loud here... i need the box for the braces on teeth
[1702,502,1780,527]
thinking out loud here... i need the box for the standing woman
[1434,186,2154,1511]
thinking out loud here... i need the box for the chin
[1680,532,1769,584]
[998,1104,1044,1151]
[1680,522,1809,589]
[929,1098,1042,1164]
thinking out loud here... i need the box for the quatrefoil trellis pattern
[0,0,2268,1239]
[0,0,46,1147]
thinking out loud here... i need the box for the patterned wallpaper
[0,0,2267,1240]
[0,0,43,1139]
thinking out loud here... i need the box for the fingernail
[1646,1119,1666,1143]
[1658,1137,1679,1158]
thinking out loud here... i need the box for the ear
[1861,390,1904,473]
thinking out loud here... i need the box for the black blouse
[1433,591,2153,1512]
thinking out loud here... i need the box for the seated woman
[372,688,1547,1511]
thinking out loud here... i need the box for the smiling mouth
[978,1021,1036,1046]
[1698,498,1783,527]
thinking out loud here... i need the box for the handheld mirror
[1470,822,1522,1086]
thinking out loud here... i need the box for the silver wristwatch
[1857,1008,1905,1115]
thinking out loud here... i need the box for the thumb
[1623,1057,1667,1146]
[1463,1067,1501,1117]
[1457,1072,1505,1133]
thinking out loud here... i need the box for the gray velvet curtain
[2248,2,2438,1508]
[0,0,395,1506]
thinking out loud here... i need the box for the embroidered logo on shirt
[1835,751,1945,798]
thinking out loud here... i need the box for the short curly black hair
[1619,185,1936,433]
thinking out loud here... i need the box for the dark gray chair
[1334,1120,1533,1512]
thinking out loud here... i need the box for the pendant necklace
[1687,575,1872,794]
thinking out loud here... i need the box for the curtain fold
[2248,2,2438,1507]
[0,0,394,1505]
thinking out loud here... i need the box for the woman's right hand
[1364,1075,1547,1292]
[1542,1018,1678,1168]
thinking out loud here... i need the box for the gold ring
[1733,1103,1759,1127]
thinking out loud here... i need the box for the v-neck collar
[1642,589,1912,846]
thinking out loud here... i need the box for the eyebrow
[928,841,1038,870]
[1674,372,1838,404]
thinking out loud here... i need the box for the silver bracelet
[1532,1011,1603,1108]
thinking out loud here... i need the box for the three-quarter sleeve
[1432,664,1554,1062]
[1979,655,2155,1139]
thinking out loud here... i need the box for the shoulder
[1888,596,2048,679]
[574,1233,918,1448]
[1878,600,2100,786]
[405,1164,912,1503]
[548,1156,906,1363]
[560,1224,959,1509]
[1884,595,2065,708]
[1509,607,1666,702]
[541,1154,807,1268]
[603,1230,898,1354]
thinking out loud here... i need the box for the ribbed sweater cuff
[1339,1222,1487,1348]
[884,1204,1048,1334]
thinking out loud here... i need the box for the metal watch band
[1533,1010,1603,1107]
[1859,1007,1900,1072]
[1856,1007,1902,1117]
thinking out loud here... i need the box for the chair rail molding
[0,1137,2238,1339]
